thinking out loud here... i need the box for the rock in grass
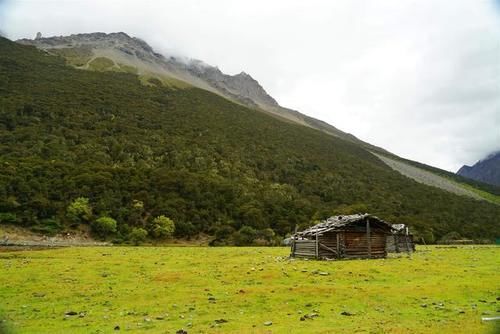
[176,330,188,334]
[114,325,120,331]
[214,319,228,324]
[300,313,319,321]
[311,270,329,276]
[340,311,353,316]
[264,321,273,326]
[64,311,78,316]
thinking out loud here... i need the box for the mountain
[1,36,499,244]
[17,32,380,150]
[458,152,500,187]
[17,32,500,204]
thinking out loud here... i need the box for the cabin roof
[295,213,392,237]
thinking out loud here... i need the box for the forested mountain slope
[17,32,386,151]
[1,37,499,243]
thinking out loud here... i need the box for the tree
[128,199,146,227]
[174,220,196,238]
[438,231,462,244]
[0,212,17,225]
[128,227,148,245]
[92,216,117,237]
[67,197,92,224]
[149,215,175,239]
[233,226,257,246]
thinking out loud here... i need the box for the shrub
[0,212,17,225]
[92,216,117,237]
[174,221,197,238]
[233,226,257,246]
[437,231,463,244]
[128,227,148,245]
[67,197,92,224]
[209,225,236,246]
[30,218,62,236]
[149,215,175,239]
[147,77,163,87]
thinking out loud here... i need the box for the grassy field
[0,246,498,334]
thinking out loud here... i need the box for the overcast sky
[1,0,499,171]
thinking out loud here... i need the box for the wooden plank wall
[343,232,386,258]
[386,235,415,253]
[318,233,339,258]
[293,239,317,258]
[386,235,397,252]
[292,230,389,259]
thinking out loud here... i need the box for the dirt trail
[0,226,110,248]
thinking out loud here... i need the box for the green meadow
[0,246,498,333]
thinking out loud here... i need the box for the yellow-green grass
[0,246,498,333]
[138,73,192,89]
[50,47,93,67]
[88,57,116,71]
[458,183,500,205]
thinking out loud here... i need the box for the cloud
[1,0,499,171]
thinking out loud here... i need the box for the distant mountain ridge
[457,151,500,187]
[17,31,382,150]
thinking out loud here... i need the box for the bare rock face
[184,64,279,110]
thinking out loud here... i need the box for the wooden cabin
[386,224,415,253]
[290,214,393,260]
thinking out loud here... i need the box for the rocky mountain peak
[17,32,280,109]
[235,71,250,77]
[457,151,500,186]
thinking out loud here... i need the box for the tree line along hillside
[0,37,499,244]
